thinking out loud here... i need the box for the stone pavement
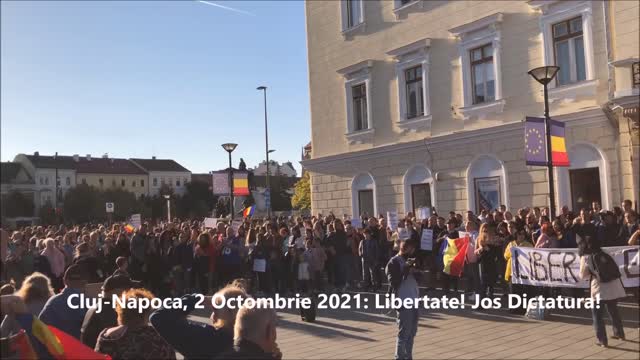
[189,293,640,359]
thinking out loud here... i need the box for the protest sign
[511,246,639,288]
[130,214,141,229]
[253,259,266,273]
[387,211,399,231]
[231,219,243,233]
[417,207,431,220]
[420,229,433,250]
[204,218,218,229]
[398,228,410,240]
[350,218,362,229]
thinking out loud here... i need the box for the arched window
[466,154,508,213]
[351,173,377,218]
[403,165,435,215]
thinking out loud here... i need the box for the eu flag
[525,117,547,166]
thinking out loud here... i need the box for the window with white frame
[470,44,495,104]
[449,13,504,120]
[552,17,586,86]
[341,0,363,32]
[65,177,70,186]
[405,66,424,118]
[530,0,596,99]
[153,177,158,187]
[352,83,368,131]
[338,60,374,143]
[387,38,431,129]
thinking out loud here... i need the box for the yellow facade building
[302,0,639,216]
[76,155,149,198]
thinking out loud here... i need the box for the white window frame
[387,38,432,133]
[530,1,597,102]
[392,0,422,19]
[340,0,365,36]
[338,60,374,144]
[449,12,505,121]
[402,165,436,215]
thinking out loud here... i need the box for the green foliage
[291,172,311,210]
[63,184,103,223]
[177,181,216,218]
[1,190,35,218]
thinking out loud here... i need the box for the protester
[151,285,247,359]
[579,233,626,347]
[216,305,280,359]
[386,239,419,360]
[95,288,175,359]
[39,264,88,339]
[41,238,65,291]
[81,274,140,349]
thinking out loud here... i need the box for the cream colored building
[76,155,149,198]
[302,0,639,216]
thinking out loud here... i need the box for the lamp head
[222,143,238,153]
[257,86,267,91]
[528,66,560,86]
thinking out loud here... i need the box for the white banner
[417,207,431,220]
[350,218,362,229]
[511,246,639,288]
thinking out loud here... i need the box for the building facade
[14,153,77,209]
[252,160,298,177]
[75,155,149,198]
[302,0,639,217]
[130,157,191,196]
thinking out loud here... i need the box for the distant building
[130,157,191,196]
[75,154,148,198]
[251,160,297,177]
[1,162,37,213]
[14,152,77,209]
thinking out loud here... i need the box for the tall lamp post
[163,195,171,222]
[222,143,238,218]
[257,85,272,218]
[528,65,560,220]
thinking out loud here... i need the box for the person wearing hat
[39,264,88,339]
[81,275,140,349]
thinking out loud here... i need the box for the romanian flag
[6,330,38,359]
[233,172,250,196]
[15,313,65,359]
[442,235,469,277]
[550,120,570,167]
[49,326,111,359]
[243,205,255,218]
[124,224,135,233]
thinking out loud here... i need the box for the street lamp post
[163,195,171,222]
[257,86,272,218]
[528,65,560,220]
[222,143,238,218]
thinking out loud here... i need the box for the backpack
[588,250,621,283]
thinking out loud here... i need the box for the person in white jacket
[579,235,626,348]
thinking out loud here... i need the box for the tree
[178,181,216,218]
[291,172,311,210]
[101,188,141,221]
[39,202,57,225]
[1,190,35,218]
[63,184,103,223]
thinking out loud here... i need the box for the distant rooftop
[130,158,190,172]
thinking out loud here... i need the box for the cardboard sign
[420,229,433,250]
[204,218,218,229]
[387,211,399,231]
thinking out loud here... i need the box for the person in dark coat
[150,285,246,360]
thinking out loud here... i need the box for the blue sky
[1,0,310,174]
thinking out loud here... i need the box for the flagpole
[543,82,556,220]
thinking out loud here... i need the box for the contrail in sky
[197,1,256,17]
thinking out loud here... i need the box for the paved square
[191,293,639,359]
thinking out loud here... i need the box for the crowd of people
[0,198,638,359]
